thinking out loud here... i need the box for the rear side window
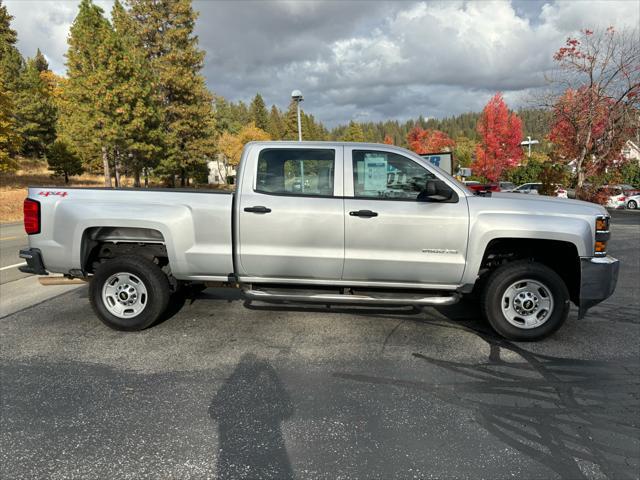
[256,149,335,196]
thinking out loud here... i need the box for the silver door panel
[343,198,468,284]
[343,146,469,285]
[237,145,345,280]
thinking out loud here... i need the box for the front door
[238,146,345,280]
[343,147,469,286]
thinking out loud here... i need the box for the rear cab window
[255,149,335,196]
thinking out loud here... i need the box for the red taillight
[24,198,40,235]
[618,196,626,201]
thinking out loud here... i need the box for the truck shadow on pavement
[335,317,640,480]
[209,353,295,480]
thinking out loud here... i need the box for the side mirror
[418,179,452,202]
[424,180,437,197]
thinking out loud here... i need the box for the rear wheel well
[81,227,168,275]
[478,238,580,305]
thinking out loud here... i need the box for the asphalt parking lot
[1,210,639,480]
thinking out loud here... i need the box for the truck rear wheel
[481,261,570,341]
[89,255,170,331]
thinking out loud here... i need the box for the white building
[566,139,640,173]
[622,140,640,162]
[207,154,236,185]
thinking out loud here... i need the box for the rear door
[237,146,345,280]
[343,147,469,286]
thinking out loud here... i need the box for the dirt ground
[0,159,106,222]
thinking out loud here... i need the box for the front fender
[461,212,592,285]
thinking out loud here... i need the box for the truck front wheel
[89,255,171,331]
[481,261,570,341]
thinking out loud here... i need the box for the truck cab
[235,142,468,288]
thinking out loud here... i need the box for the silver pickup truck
[20,141,619,340]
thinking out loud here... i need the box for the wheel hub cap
[501,279,554,329]
[102,273,148,319]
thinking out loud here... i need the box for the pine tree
[32,49,49,73]
[342,121,365,142]
[249,93,269,131]
[0,0,24,92]
[267,104,284,139]
[0,0,22,170]
[283,100,300,140]
[110,0,161,187]
[0,79,21,171]
[14,54,57,157]
[301,113,314,140]
[127,0,216,186]
[58,0,114,184]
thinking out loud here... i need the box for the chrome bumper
[578,255,619,319]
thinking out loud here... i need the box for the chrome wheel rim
[501,279,554,329]
[101,272,148,319]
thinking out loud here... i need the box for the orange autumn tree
[383,134,394,145]
[472,93,523,181]
[406,126,455,154]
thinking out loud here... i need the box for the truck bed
[26,186,235,281]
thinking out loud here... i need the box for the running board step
[244,289,460,306]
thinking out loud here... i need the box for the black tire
[89,255,171,331]
[481,261,570,341]
[628,200,637,210]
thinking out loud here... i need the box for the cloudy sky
[5,0,639,126]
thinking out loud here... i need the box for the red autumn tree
[471,93,523,182]
[383,134,394,145]
[547,27,639,189]
[549,87,615,180]
[407,126,455,154]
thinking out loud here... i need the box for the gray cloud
[5,0,640,126]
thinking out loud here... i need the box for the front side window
[256,149,335,196]
[353,150,453,200]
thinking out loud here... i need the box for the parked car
[21,141,619,341]
[498,181,516,192]
[512,182,568,198]
[464,181,501,193]
[626,194,639,209]
[613,183,640,197]
[599,186,627,209]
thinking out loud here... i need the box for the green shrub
[47,140,83,183]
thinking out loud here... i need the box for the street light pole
[291,90,303,142]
